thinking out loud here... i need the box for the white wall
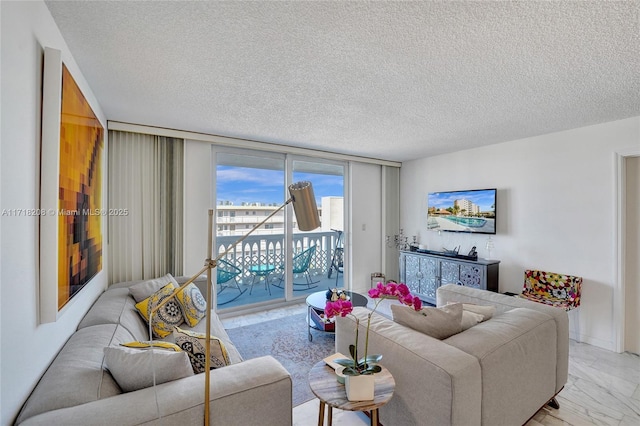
[0,2,107,424]
[400,117,640,350]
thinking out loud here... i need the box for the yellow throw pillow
[121,341,183,351]
[173,326,230,373]
[135,283,184,338]
[175,283,207,327]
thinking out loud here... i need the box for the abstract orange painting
[57,64,104,309]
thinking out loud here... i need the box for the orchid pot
[345,373,375,401]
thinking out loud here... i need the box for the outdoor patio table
[248,264,276,295]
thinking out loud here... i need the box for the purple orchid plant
[324,282,422,375]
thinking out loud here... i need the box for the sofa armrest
[336,307,481,426]
[436,284,569,393]
[18,356,292,426]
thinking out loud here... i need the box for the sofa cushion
[391,303,463,339]
[77,287,149,340]
[175,282,207,327]
[103,345,193,392]
[135,283,185,338]
[15,324,133,424]
[173,327,231,373]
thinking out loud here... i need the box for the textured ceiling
[45,1,640,162]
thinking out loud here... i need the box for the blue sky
[428,189,496,212]
[216,166,343,205]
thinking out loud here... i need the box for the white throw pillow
[460,310,485,330]
[103,345,193,392]
[391,303,463,339]
[129,274,179,303]
[462,303,496,321]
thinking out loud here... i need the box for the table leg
[249,274,258,295]
[265,272,272,295]
[308,305,313,341]
[370,408,378,426]
[327,406,333,425]
[318,400,325,426]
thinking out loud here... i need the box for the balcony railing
[215,230,341,282]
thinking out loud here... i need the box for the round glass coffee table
[305,290,368,341]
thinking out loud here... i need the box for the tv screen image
[427,188,496,234]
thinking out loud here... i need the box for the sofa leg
[547,397,560,409]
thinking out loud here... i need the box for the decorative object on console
[385,228,417,250]
[149,181,320,425]
[485,236,495,259]
[324,281,421,402]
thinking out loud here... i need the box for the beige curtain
[108,130,184,284]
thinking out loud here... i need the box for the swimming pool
[443,216,487,228]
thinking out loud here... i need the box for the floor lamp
[150,181,320,425]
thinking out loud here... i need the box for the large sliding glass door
[213,146,345,311]
[290,159,346,293]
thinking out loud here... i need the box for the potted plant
[324,282,422,401]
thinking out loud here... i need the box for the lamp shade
[289,181,321,231]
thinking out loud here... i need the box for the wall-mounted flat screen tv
[427,188,496,234]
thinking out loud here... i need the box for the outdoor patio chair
[276,245,319,290]
[216,259,245,305]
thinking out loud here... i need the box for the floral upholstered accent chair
[519,270,582,310]
[518,269,583,342]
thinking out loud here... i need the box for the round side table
[307,361,395,426]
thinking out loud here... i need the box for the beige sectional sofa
[15,277,292,426]
[335,284,569,426]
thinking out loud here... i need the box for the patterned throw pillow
[135,283,184,338]
[173,326,230,373]
[175,283,207,327]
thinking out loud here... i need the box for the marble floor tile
[569,360,639,398]
[293,399,369,425]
